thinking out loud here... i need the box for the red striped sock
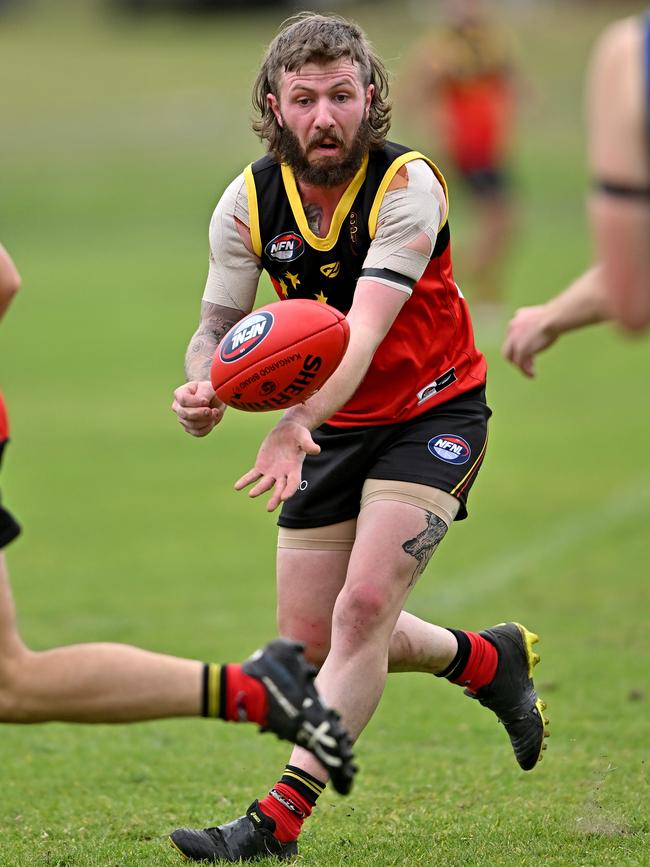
[258,766,325,843]
[450,631,498,692]
[221,664,268,725]
[258,785,312,842]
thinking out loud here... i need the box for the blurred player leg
[467,186,517,311]
[0,571,204,722]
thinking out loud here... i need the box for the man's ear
[267,93,283,127]
[364,83,375,120]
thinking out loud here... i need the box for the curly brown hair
[252,12,392,153]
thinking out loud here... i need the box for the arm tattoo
[304,203,324,235]
[184,301,244,381]
[402,511,448,586]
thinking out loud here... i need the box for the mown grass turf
[1,1,649,864]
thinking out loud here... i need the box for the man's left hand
[234,420,320,511]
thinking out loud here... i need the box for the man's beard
[276,119,371,188]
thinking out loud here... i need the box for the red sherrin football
[210,299,350,412]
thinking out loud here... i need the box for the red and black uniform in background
[433,21,516,195]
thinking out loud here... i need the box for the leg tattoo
[402,512,448,585]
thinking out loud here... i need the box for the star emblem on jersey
[320,262,340,279]
[279,278,289,298]
[285,272,301,290]
[314,290,328,303]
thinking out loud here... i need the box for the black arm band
[360,268,415,290]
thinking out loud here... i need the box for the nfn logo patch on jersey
[428,434,471,465]
[219,312,274,362]
[265,232,304,263]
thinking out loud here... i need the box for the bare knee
[277,610,331,667]
[333,582,388,643]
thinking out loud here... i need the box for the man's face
[267,59,374,187]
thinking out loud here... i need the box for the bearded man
[171,12,548,862]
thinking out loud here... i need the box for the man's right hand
[171,380,226,437]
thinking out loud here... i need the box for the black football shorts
[279,385,491,529]
[462,165,511,197]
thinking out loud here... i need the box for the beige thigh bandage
[277,519,357,551]
[360,479,460,528]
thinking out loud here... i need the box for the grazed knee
[277,611,331,667]
[333,582,389,647]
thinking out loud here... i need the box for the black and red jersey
[245,141,487,427]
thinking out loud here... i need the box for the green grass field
[1,1,649,864]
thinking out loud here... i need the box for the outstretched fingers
[235,421,321,509]
[234,468,264,492]
[235,472,291,512]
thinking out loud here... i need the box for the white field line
[417,479,650,614]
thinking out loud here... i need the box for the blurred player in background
[171,12,548,863]
[0,243,354,783]
[503,12,650,375]
[403,0,520,327]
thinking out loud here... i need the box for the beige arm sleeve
[359,160,443,294]
[202,173,262,312]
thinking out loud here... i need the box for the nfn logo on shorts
[220,311,274,362]
[428,434,471,465]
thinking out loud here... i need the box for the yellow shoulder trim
[280,156,369,252]
[244,164,262,258]
[368,151,450,239]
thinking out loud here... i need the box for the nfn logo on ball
[427,434,471,465]
[220,312,274,363]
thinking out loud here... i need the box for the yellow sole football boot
[465,622,549,770]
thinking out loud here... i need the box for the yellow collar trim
[280,155,369,252]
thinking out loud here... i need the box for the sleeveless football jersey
[244,141,487,427]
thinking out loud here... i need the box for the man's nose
[313,99,336,129]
